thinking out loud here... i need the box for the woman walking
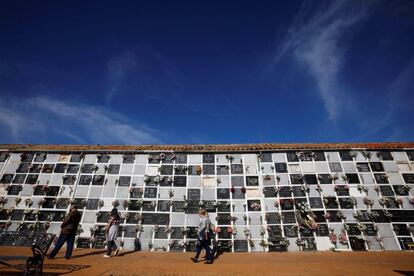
[191,209,214,264]
[103,207,120,257]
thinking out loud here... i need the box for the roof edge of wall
[0,142,413,153]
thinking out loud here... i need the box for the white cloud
[275,0,369,120]
[106,50,138,106]
[0,95,160,144]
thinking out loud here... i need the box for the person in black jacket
[47,204,81,259]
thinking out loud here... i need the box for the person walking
[47,204,81,259]
[103,207,120,257]
[191,209,214,264]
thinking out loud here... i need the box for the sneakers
[204,260,214,264]
[46,255,54,260]
[190,257,198,263]
[103,254,111,258]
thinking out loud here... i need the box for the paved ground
[0,248,414,275]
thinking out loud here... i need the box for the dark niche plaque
[315,224,329,236]
[92,237,105,249]
[217,213,231,225]
[263,187,277,198]
[203,154,215,164]
[170,227,184,239]
[157,200,170,212]
[7,185,22,195]
[77,238,91,249]
[124,226,137,238]
[160,165,174,175]
[363,224,378,236]
[203,165,215,175]
[154,227,168,239]
[266,212,281,224]
[402,174,414,184]
[1,174,14,183]
[46,186,60,196]
[119,176,131,187]
[283,225,298,237]
[156,213,170,225]
[187,227,198,239]
[217,165,229,175]
[303,238,317,251]
[186,201,200,214]
[346,224,361,236]
[175,154,187,164]
[246,176,259,186]
[304,174,318,185]
[79,175,92,185]
[142,201,156,212]
[233,240,248,252]
[130,187,143,198]
[380,185,394,196]
[231,164,244,174]
[144,187,158,198]
[173,176,187,187]
[403,211,414,222]
[324,197,338,209]
[290,174,304,184]
[349,237,366,251]
[217,201,231,212]
[172,201,186,212]
[97,212,110,223]
[339,198,353,209]
[279,187,292,198]
[282,212,296,224]
[260,153,272,162]
[11,209,24,220]
[204,200,217,212]
[217,188,230,199]
[275,163,287,173]
[268,238,287,252]
[12,174,26,184]
[128,200,142,211]
[393,185,409,196]
[142,213,155,225]
[309,197,323,209]
[292,186,305,197]
[92,175,105,185]
[268,226,283,238]
[300,227,314,237]
[188,189,201,201]
[86,199,99,210]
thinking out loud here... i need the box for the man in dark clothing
[47,204,81,259]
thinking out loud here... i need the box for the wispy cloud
[105,47,184,106]
[0,95,161,144]
[106,50,137,106]
[275,0,369,120]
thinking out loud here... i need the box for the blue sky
[0,0,413,145]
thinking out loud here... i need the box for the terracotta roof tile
[0,142,413,153]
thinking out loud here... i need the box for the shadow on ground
[0,263,90,275]
[394,270,414,276]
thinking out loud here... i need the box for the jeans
[48,233,75,259]
[107,240,117,256]
[194,239,212,260]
